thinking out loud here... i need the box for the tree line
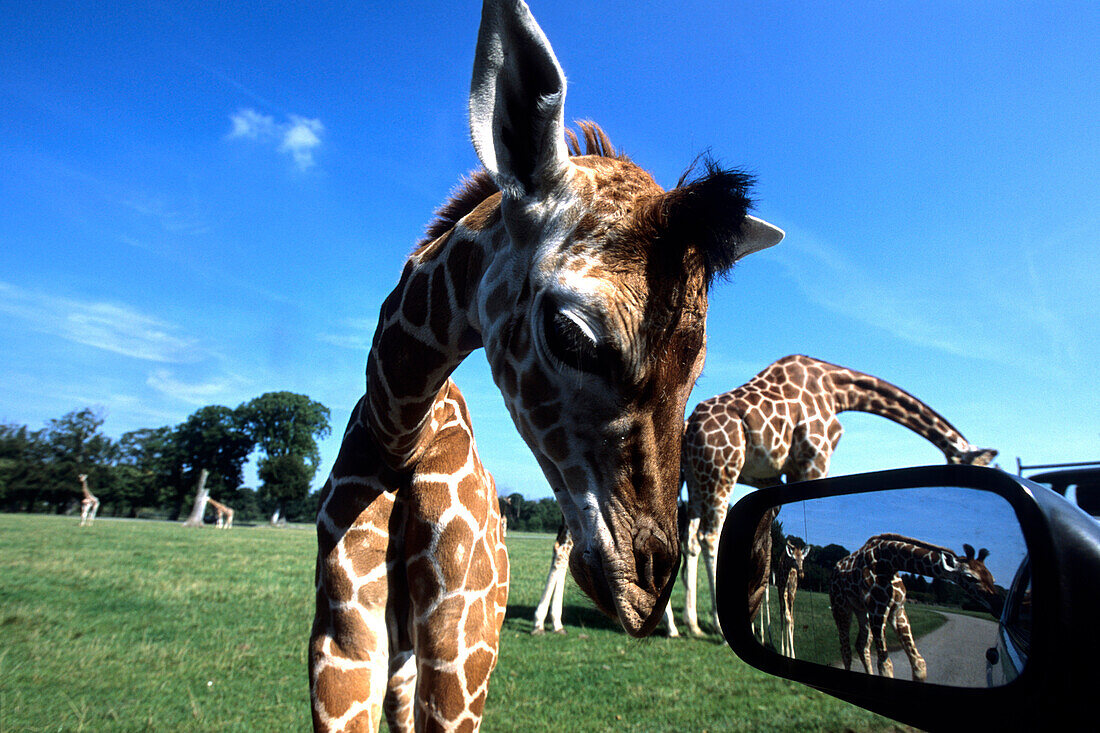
[0,392,331,525]
[499,492,566,533]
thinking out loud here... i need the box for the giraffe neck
[824,363,972,460]
[868,534,958,583]
[364,210,500,470]
[778,564,797,594]
[80,478,93,500]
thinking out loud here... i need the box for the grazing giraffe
[675,354,997,637]
[830,534,1000,681]
[206,497,234,529]
[308,2,784,730]
[78,473,99,526]
[776,539,809,658]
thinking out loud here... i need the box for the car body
[985,555,1031,687]
[716,464,1100,730]
[1021,461,1100,519]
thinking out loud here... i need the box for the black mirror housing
[716,465,1100,730]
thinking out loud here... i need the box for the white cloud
[767,227,1010,364]
[228,108,278,140]
[228,108,324,171]
[318,318,377,351]
[280,116,323,170]
[146,368,247,406]
[0,282,200,363]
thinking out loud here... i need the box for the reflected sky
[763,486,1026,583]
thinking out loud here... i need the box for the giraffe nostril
[633,518,674,595]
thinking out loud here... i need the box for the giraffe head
[786,540,809,580]
[940,543,1002,615]
[952,447,998,466]
[78,474,87,482]
[468,0,783,636]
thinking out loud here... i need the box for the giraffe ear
[652,159,784,284]
[785,542,795,558]
[469,0,570,199]
[802,546,811,560]
[740,215,785,257]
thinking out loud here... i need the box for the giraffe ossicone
[309,1,783,729]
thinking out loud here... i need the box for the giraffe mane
[418,121,626,247]
[867,532,957,558]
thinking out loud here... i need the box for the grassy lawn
[0,514,911,732]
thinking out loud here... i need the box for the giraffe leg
[549,561,568,634]
[870,610,894,678]
[383,650,416,732]
[405,521,506,730]
[532,545,569,635]
[855,615,874,675]
[890,602,926,682]
[781,595,794,658]
[664,600,679,637]
[681,516,704,636]
[832,603,854,671]
[310,487,398,732]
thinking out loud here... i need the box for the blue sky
[2,1,1098,501]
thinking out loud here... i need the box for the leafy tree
[257,453,313,522]
[43,408,116,513]
[0,423,50,512]
[175,405,253,525]
[803,542,852,593]
[116,426,179,516]
[239,392,330,522]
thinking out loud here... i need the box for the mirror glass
[745,485,1028,688]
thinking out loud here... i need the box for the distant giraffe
[78,473,99,526]
[776,539,809,658]
[206,497,234,529]
[830,534,999,681]
[675,354,998,637]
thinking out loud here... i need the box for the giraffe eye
[543,307,604,374]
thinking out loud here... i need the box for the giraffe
[308,2,784,730]
[531,522,573,635]
[676,354,998,638]
[206,497,234,529]
[775,539,809,658]
[829,534,1000,681]
[78,473,99,526]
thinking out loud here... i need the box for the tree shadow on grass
[505,603,623,632]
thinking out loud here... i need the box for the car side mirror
[715,465,1100,730]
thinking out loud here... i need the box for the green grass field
[0,514,912,732]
